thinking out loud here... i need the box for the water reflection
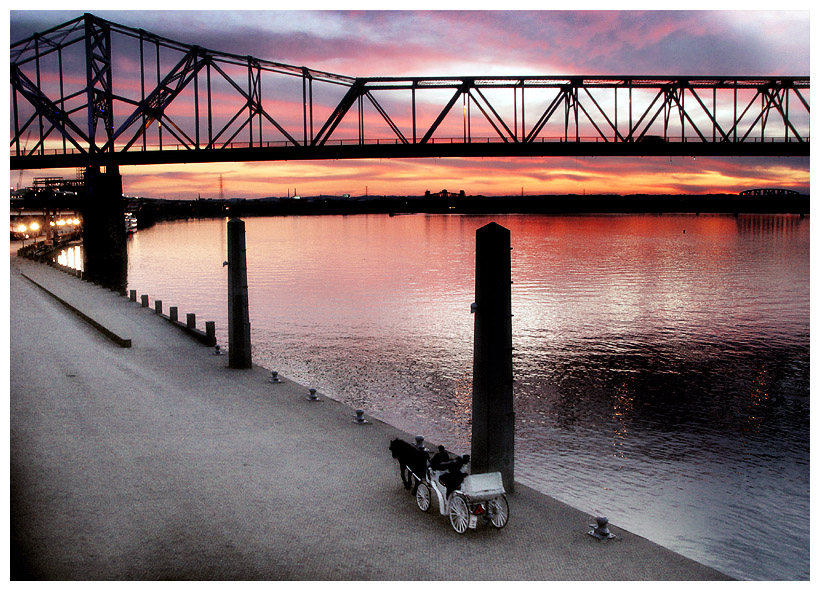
[735,212,805,237]
[745,367,770,435]
[125,213,809,580]
[611,379,634,459]
[56,245,83,271]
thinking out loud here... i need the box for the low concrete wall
[20,241,218,348]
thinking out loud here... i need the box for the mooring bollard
[140,294,149,308]
[213,344,223,356]
[154,300,162,314]
[415,435,426,451]
[588,516,616,540]
[307,388,320,401]
[353,409,369,425]
[268,370,282,383]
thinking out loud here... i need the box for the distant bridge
[739,188,803,196]
[10,13,810,171]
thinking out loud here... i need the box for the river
[121,213,809,580]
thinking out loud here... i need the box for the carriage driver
[430,445,470,498]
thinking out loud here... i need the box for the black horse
[389,438,429,495]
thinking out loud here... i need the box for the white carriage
[413,468,509,534]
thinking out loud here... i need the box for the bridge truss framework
[10,13,810,170]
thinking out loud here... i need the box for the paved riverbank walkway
[9,252,732,580]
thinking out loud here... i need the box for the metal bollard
[213,344,223,356]
[268,370,282,383]
[353,409,369,425]
[588,516,616,540]
[307,388,321,401]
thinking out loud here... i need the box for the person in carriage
[430,445,470,498]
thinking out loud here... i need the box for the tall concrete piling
[227,218,252,369]
[470,222,515,493]
[81,165,127,294]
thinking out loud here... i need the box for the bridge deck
[10,137,808,170]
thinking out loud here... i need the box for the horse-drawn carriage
[390,438,509,534]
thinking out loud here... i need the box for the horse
[389,438,429,495]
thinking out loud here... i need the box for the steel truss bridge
[10,13,810,171]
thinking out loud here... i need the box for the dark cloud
[10,11,80,43]
[12,10,808,76]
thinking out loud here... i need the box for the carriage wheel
[489,495,509,529]
[448,495,470,534]
[415,482,431,512]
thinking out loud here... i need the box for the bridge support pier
[470,222,515,493]
[227,218,252,369]
[81,165,127,294]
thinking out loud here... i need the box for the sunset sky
[9,6,811,199]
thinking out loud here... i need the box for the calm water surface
[126,214,809,580]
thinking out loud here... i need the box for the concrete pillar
[81,165,127,294]
[470,222,515,493]
[227,218,252,369]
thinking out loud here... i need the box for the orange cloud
[105,154,808,200]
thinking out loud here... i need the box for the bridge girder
[10,13,811,171]
[10,136,806,171]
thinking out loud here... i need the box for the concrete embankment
[9,253,732,580]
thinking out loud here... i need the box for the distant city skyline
[9,8,811,199]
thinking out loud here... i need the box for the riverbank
[123,192,809,229]
[9,252,732,580]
